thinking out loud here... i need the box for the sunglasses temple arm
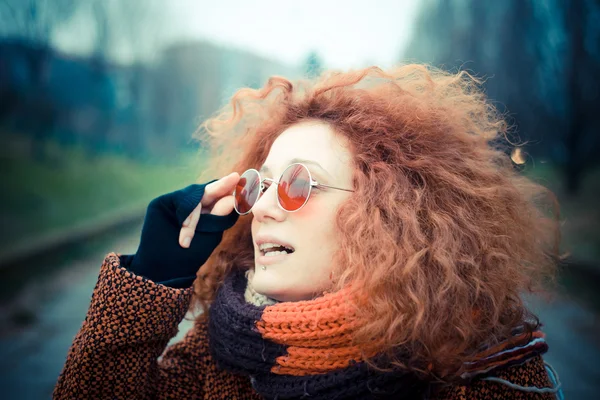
[316,183,355,192]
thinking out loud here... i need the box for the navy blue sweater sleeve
[126,182,239,288]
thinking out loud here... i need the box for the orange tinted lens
[234,170,260,214]
[278,164,310,211]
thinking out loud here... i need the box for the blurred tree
[90,1,109,62]
[305,50,323,78]
[562,0,600,193]
[1,0,301,161]
[0,0,78,161]
[404,0,600,195]
[82,0,165,158]
[0,0,77,43]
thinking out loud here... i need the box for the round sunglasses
[233,163,355,215]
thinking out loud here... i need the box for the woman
[54,65,563,399]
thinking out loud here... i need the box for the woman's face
[249,121,355,302]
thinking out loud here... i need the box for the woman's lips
[257,252,292,266]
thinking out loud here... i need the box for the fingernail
[182,237,191,247]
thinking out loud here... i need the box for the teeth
[264,250,288,257]
[259,242,293,252]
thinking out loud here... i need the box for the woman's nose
[252,183,286,221]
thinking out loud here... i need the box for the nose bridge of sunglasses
[259,177,276,193]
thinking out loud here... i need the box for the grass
[0,138,208,254]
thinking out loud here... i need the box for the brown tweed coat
[54,253,556,399]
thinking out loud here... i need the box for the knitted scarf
[207,269,549,400]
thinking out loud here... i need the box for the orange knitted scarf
[207,269,548,399]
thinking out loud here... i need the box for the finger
[175,184,206,224]
[202,172,238,205]
[182,207,195,227]
[210,195,235,216]
[202,172,240,207]
[179,203,202,248]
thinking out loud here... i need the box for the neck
[244,269,279,307]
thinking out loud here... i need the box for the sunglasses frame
[233,162,355,215]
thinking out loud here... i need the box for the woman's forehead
[263,123,352,175]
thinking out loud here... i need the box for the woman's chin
[250,280,282,300]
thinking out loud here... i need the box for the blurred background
[0,0,598,398]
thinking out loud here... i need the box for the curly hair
[190,65,561,381]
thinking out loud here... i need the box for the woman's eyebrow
[259,158,333,179]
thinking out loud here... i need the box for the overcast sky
[52,0,421,70]
[167,0,421,69]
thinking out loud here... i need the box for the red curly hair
[191,65,561,380]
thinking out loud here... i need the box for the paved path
[0,227,598,399]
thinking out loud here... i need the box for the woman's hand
[179,172,240,248]
[126,172,241,287]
